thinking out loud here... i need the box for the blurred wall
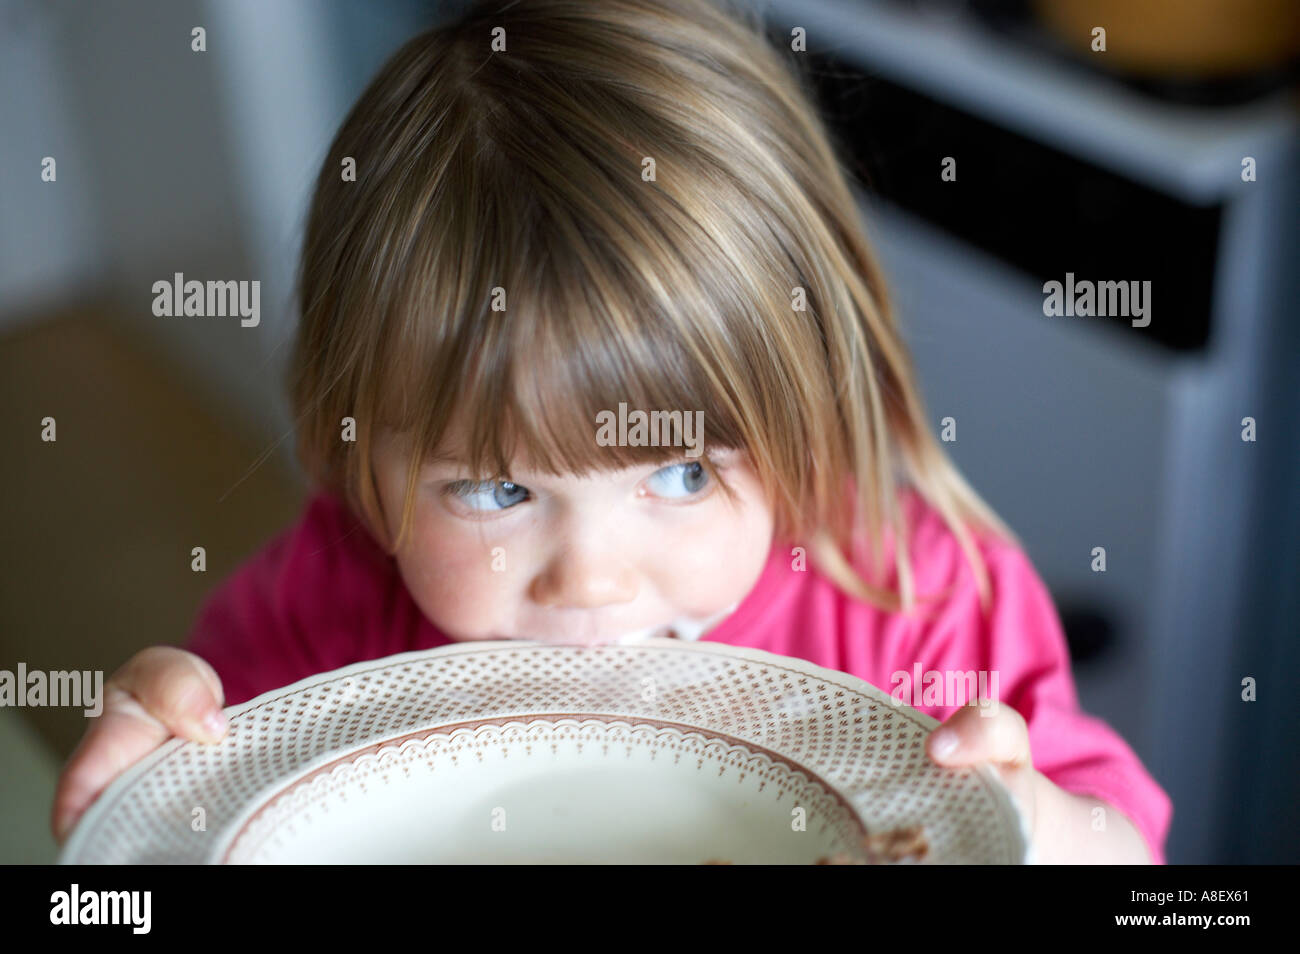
[0,0,438,470]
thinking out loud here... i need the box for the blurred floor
[0,306,305,853]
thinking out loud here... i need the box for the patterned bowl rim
[60,638,1032,864]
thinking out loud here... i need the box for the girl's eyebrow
[421,454,535,475]
[419,455,485,475]
[421,450,726,480]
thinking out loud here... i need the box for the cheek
[652,488,774,614]
[391,510,513,638]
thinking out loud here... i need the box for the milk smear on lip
[613,603,740,645]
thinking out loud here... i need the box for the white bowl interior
[224,718,865,864]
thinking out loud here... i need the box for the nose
[528,532,639,610]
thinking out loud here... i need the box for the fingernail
[930,729,959,758]
[202,711,228,738]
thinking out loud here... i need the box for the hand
[51,647,228,845]
[925,703,1154,864]
[925,702,1050,859]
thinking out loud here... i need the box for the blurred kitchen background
[1,0,1296,863]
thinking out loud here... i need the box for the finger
[926,703,1031,770]
[116,647,228,743]
[51,686,172,844]
[51,649,228,845]
[184,651,225,708]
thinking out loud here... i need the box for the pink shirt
[187,487,1172,863]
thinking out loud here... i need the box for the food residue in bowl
[698,824,929,865]
[815,825,929,865]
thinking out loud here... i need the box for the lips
[503,624,676,646]
[504,606,737,646]
[610,624,677,645]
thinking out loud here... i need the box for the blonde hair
[290,0,1020,617]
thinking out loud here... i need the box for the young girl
[52,0,1171,863]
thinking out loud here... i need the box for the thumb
[926,703,1031,770]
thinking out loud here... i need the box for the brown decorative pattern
[60,640,1028,863]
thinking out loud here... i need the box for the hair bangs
[427,223,755,487]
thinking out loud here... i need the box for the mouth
[496,605,738,647]
[497,624,675,646]
[608,623,677,645]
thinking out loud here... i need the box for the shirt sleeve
[910,540,1174,864]
[185,494,380,707]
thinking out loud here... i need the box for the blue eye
[448,479,530,511]
[645,461,709,499]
